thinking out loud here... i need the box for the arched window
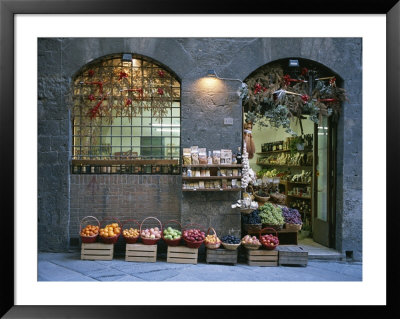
[71,53,181,174]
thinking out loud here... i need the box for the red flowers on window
[88,70,95,77]
[157,70,165,77]
[119,72,128,80]
[157,88,164,95]
[88,94,95,101]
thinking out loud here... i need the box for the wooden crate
[206,248,237,265]
[125,243,157,263]
[246,248,278,267]
[81,243,113,260]
[276,245,308,266]
[167,245,198,264]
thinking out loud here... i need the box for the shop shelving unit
[181,164,243,192]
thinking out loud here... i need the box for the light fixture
[288,59,299,67]
[207,69,217,78]
[206,69,242,83]
[122,53,132,61]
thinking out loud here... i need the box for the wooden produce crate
[125,243,157,263]
[81,243,114,261]
[276,245,308,266]
[246,248,278,267]
[167,245,198,264]
[206,248,237,265]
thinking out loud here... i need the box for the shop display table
[81,242,114,261]
[206,248,237,265]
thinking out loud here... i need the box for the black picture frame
[1,0,398,317]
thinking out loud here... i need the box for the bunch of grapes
[242,210,261,224]
[282,206,302,225]
[221,235,240,244]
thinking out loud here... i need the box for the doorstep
[297,238,346,261]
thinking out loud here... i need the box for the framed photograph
[1,0,398,317]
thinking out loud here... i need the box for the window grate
[71,54,181,174]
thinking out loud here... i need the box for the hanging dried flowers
[240,63,347,135]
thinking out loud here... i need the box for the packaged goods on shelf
[183,148,191,165]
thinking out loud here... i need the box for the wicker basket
[140,217,163,245]
[254,194,270,203]
[221,242,241,251]
[204,227,221,249]
[259,227,279,250]
[162,220,182,246]
[242,242,261,250]
[240,208,255,214]
[99,217,121,244]
[285,223,302,231]
[122,219,140,244]
[182,223,205,248]
[79,216,100,243]
[243,223,262,234]
[262,223,284,231]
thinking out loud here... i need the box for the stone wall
[38,37,362,261]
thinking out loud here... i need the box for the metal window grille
[71,54,181,174]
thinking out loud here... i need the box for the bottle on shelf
[236,147,242,164]
[207,151,212,164]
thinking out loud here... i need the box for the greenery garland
[240,64,347,135]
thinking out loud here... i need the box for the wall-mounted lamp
[288,59,299,67]
[206,69,243,83]
[207,69,217,78]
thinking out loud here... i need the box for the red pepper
[119,71,128,80]
[318,98,337,102]
[88,94,107,119]
[84,81,103,94]
[301,94,309,103]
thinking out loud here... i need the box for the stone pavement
[38,251,362,281]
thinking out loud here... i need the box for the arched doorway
[242,58,345,248]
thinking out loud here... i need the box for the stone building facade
[38,38,362,260]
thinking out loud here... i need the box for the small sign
[224,118,233,125]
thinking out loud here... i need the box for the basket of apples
[162,220,182,246]
[182,224,206,249]
[79,216,100,243]
[241,234,262,250]
[122,219,140,244]
[259,227,280,250]
[204,227,222,249]
[140,217,162,245]
[99,217,122,244]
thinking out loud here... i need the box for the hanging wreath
[240,64,347,135]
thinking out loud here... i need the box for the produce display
[100,223,121,238]
[258,203,285,225]
[123,227,139,238]
[221,235,241,244]
[260,233,279,249]
[242,210,261,224]
[80,225,99,237]
[204,234,221,245]
[183,228,206,242]
[163,227,181,240]
[141,227,162,239]
[241,235,261,246]
[281,206,302,225]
